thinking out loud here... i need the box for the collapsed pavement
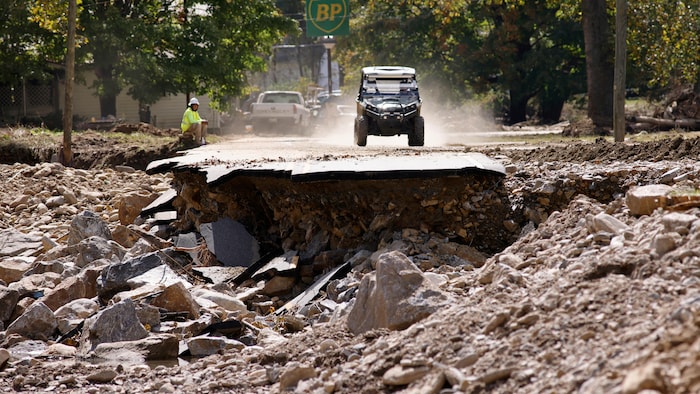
[2,141,700,392]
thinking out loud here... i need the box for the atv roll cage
[354,66,424,147]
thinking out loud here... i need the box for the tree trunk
[95,64,118,118]
[509,89,530,124]
[539,96,565,124]
[61,0,77,166]
[582,0,614,128]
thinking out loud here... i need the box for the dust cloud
[311,96,501,148]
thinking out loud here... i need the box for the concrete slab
[150,152,505,185]
[199,218,260,267]
[274,261,352,316]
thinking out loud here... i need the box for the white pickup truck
[249,91,311,133]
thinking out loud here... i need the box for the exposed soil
[0,124,184,171]
[3,122,700,394]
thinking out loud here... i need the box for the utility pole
[62,0,77,165]
[613,0,627,142]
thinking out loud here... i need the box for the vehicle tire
[409,116,425,146]
[355,117,368,146]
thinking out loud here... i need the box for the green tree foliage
[340,0,478,104]
[627,0,700,93]
[343,0,585,123]
[0,0,65,84]
[8,0,297,117]
[465,0,586,123]
[76,0,297,115]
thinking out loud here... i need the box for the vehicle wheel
[354,117,368,146]
[409,116,424,146]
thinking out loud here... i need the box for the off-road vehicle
[354,66,424,146]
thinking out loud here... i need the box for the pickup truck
[249,91,311,133]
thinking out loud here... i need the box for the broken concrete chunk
[625,184,672,216]
[200,218,260,267]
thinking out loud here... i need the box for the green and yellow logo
[306,0,349,36]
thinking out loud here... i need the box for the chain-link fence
[0,79,58,126]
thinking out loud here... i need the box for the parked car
[354,66,424,146]
[249,91,311,134]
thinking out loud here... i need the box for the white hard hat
[189,97,200,106]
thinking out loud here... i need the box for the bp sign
[306,0,349,37]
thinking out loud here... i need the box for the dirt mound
[498,135,700,163]
[0,127,184,171]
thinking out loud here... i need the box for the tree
[627,0,700,94]
[62,0,77,165]
[341,0,478,104]
[58,0,297,117]
[464,0,585,124]
[582,0,614,127]
[0,0,65,86]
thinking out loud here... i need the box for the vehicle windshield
[262,93,302,104]
[361,78,419,105]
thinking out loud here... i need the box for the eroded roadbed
[144,153,515,257]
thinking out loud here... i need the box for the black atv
[354,66,424,147]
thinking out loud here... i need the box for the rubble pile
[1,138,700,393]
[169,168,514,255]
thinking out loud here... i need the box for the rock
[39,276,87,312]
[80,298,149,353]
[625,184,672,216]
[8,271,61,299]
[621,362,668,394]
[67,210,112,245]
[6,301,57,340]
[93,334,179,360]
[192,287,247,313]
[86,369,118,383]
[117,191,158,225]
[97,249,185,301]
[0,286,20,323]
[279,362,316,391]
[661,212,697,233]
[347,251,450,334]
[588,212,630,234]
[186,335,245,357]
[43,343,78,357]
[74,236,126,267]
[152,281,201,319]
[0,348,9,369]
[0,259,32,283]
[0,228,43,258]
[382,364,431,386]
[261,275,296,296]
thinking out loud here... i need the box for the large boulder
[347,251,450,334]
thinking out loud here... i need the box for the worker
[181,97,207,145]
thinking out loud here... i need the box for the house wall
[58,69,218,130]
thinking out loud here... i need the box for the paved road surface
[153,118,563,169]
